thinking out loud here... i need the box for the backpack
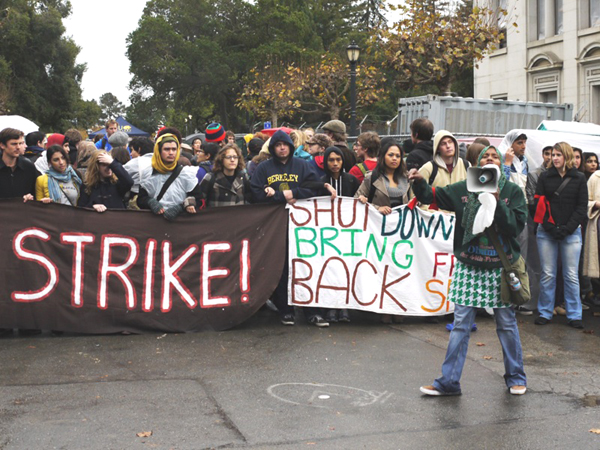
[357,162,370,177]
[428,157,470,185]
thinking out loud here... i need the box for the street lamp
[346,41,361,137]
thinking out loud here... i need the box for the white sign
[288,197,457,315]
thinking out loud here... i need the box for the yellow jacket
[35,173,80,205]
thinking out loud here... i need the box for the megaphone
[467,164,500,193]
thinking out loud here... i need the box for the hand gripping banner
[0,200,288,333]
[288,197,457,315]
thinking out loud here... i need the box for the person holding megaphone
[408,146,528,396]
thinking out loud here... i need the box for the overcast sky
[63,0,148,105]
[63,1,399,107]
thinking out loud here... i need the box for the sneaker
[325,310,338,323]
[581,303,590,311]
[555,305,567,316]
[280,314,295,326]
[265,299,279,312]
[568,319,584,329]
[515,305,533,316]
[509,385,527,395]
[534,316,551,325]
[309,315,329,327]
[419,385,461,396]
[338,309,351,323]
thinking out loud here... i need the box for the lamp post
[346,41,361,137]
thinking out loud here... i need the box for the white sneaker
[509,385,527,395]
[420,385,461,396]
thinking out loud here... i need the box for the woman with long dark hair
[355,138,410,215]
[35,145,82,206]
[355,138,410,324]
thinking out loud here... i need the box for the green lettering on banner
[391,240,414,269]
[432,215,454,241]
[320,227,341,256]
[366,234,387,261]
[341,228,363,257]
[295,227,318,257]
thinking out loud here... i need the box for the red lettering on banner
[97,235,140,310]
[433,252,456,278]
[60,233,95,307]
[379,266,409,311]
[11,228,59,302]
[315,257,350,305]
[352,259,378,306]
[337,197,358,228]
[161,241,199,312]
[289,203,312,226]
[143,239,157,312]
[291,258,313,304]
[200,242,232,308]
[314,198,335,227]
[239,239,250,303]
[363,202,369,231]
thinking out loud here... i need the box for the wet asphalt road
[1,307,600,450]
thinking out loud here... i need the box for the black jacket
[78,160,134,209]
[0,155,40,198]
[534,166,588,237]
[405,140,434,171]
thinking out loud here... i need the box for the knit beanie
[108,131,129,148]
[205,123,225,142]
[47,133,65,147]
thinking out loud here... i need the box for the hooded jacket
[250,130,318,203]
[418,130,468,190]
[405,140,434,170]
[318,147,360,197]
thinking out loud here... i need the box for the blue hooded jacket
[250,130,318,203]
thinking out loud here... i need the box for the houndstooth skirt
[448,261,511,308]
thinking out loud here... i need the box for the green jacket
[412,178,527,269]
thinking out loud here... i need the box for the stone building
[474,0,600,123]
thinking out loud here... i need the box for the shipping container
[397,95,573,137]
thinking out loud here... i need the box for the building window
[527,54,562,104]
[555,0,563,34]
[592,0,600,27]
[537,0,546,39]
[535,0,563,39]
[579,46,600,123]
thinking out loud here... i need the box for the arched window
[527,53,562,103]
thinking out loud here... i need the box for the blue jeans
[536,226,583,321]
[433,305,526,394]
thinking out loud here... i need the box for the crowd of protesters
[2,116,600,394]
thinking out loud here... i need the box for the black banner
[0,200,288,333]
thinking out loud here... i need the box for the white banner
[287,197,457,315]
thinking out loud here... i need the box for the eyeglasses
[224,155,239,160]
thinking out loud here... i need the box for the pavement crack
[196,379,248,444]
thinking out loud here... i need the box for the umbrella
[0,115,39,134]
